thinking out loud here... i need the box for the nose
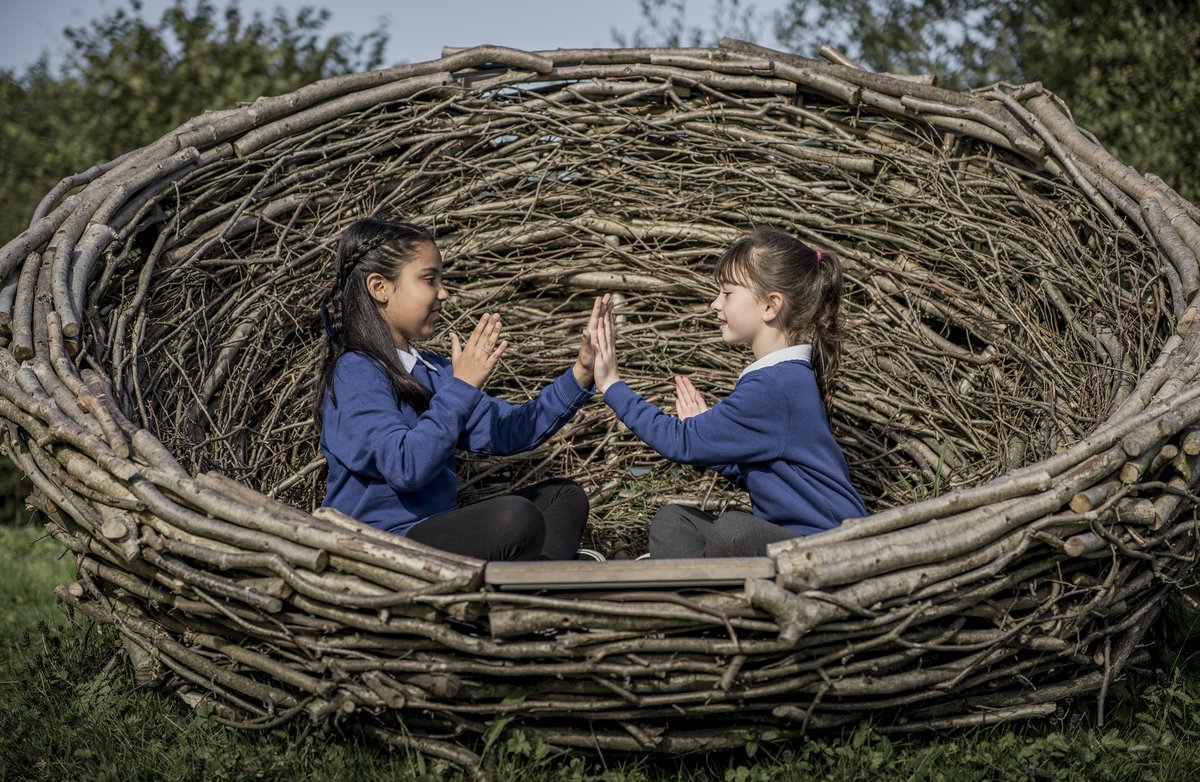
[710,293,721,311]
[437,283,449,301]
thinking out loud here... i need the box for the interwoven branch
[1,42,1198,770]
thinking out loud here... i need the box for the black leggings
[405,478,588,561]
[648,503,800,558]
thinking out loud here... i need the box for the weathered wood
[0,42,1197,771]
[484,557,773,590]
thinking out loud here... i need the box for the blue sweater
[603,359,865,534]
[320,351,593,534]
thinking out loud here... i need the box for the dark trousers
[406,478,588,561]
[648,503,800,558]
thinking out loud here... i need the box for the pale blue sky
[0,0,784,72]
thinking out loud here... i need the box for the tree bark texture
[1,41,1197,774]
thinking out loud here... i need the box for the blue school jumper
[321,350,593,535]
[602,345,865,534]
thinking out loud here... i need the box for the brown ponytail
[808,249,845,408]
[714,227,845,412]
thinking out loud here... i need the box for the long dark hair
[714,227,845,408]
[314,217,437,429]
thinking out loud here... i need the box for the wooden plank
[484,557,775,591]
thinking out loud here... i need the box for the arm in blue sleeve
[460,366,593,455]
[603,374,786,466]
[324,354,483,491]
[713,463,747,488]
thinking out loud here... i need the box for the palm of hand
[593,339,618,388]
[452,313,507,388]
[674,376,708,419]
[577,331,595,369]
[577,294,612,371]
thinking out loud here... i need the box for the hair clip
[815,250,824,264]
[319,301,337,338]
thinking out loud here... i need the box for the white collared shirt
[739,344,813,379]
[395,346,440,374]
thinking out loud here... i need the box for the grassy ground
[3,522,1200,781]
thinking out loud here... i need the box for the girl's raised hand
[673,375,709,420]
[451,313,508,388]
[592,306,621,392]
[574,293,612,388]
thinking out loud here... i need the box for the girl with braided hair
[591,227,866,558]
[315,217,611,561]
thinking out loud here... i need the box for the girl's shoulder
[775,358,817,377]
[734,361,819,402]
[335,350,375,368]
[738,359,815,384]
[333,351,387,383]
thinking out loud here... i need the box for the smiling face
[367,241,448,350]
[711,282,765,347]
[710,276,791,358]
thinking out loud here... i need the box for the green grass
[0,523,74,672]
[3,522,1200,781]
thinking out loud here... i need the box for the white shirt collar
[395,346,440,373]
[739,344,813,379]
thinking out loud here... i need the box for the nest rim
[2,40,1199,769]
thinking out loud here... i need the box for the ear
[762,291,785,323]
[365,272,390,304]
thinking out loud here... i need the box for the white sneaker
[576,548,606,562]
[635,552,652,561]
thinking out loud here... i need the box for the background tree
[0,0,388,523]
[612,0,764,48]
[1011,0,1198,204]
[622,0,1199,202]
[0,0,387,244]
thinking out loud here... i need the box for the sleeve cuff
[556,366,596,406]
[434,375,486,416]
[601,379,634,412]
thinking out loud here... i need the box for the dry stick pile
[1,41,1199,772]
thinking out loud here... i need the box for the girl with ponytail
[591,227,865,558]
[316,217,610,561]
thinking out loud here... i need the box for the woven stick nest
[3,40,1200,772]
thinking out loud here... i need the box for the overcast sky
[0,0,784,73]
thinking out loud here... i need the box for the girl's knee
[538,476,583,495]
[713,512,759,536]
[489,496,542,530]
[486,497,545,560]
[649,505,689,537]
[705,513,775,557]
[541,477,588,509]
[704,529,757,558]
[651,503,694,525]
[648,505,712,559]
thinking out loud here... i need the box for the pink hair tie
[815,250,823,264]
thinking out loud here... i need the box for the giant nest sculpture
[2,41,1199,773]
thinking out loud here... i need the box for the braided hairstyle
[314,217,437,429]
[714,227,845,412]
